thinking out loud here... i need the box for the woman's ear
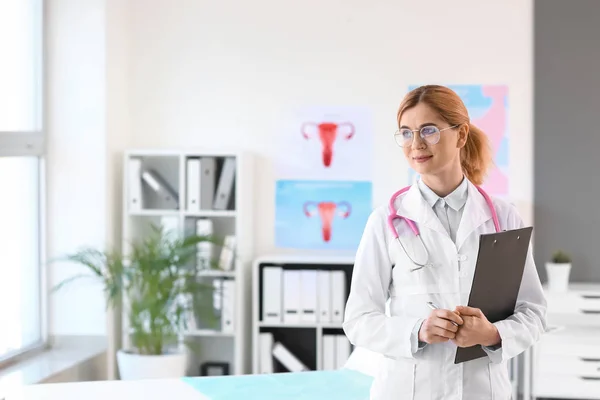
[457,123,469,148]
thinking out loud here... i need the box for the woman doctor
[342,85,547,400]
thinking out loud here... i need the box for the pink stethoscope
[388,185,501,271]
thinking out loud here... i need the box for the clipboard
[454,226,533,364]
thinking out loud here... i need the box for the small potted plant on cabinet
[545,250,572,292]
[54,224,222,380]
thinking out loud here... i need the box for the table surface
[5,379,208,400]
[4,369,374,400]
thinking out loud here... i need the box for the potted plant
[54,223,223,380]
[545,250,572,292]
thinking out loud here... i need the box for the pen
[426,301,459,327]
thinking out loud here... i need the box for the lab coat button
[458,254,468,261]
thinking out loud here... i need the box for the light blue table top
[181,368,373,400]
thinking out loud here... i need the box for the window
[0,0,45,365]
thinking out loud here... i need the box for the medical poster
[275,180,372,250]
[407,85,509,197]
[274,106,373,181]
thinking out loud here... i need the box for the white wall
[46,0,129,338]
[47,0,533,334]
[126,0,534,257]
[46,0,108,335]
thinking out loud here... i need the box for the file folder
[213,279,222,315]
[454,226,534,364]
[317,270,331,323]
[283,270,302,323]
[186,158,200,212]
[322,335,336,370]
[330,271,346,323]
[221,279,235,333]
[128,158,143,211]
[259,332,274,373]
[183,292,197,331]
[272,342,310,372]
[300,270,318,323]
[218,235,236,271]
[195,278,221,331]
[213,157,236,210]
[200,157,216,210]
[262,267,283,323]
[335,335,351,369]
[141,169,179,209]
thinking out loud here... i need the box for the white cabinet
[532,284,600,399]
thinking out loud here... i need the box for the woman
[342,85,547,400]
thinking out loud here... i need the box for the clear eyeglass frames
[394,124,460,147]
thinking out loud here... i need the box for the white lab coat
[342,180,547,400]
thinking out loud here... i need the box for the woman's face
[398,102,467,178]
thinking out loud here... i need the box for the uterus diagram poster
[275,180,372,250]
[275,106,373,181]
[407,85,509,198]
[274,106,373,250]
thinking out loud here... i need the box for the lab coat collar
[454,180,494,250]
[397,179,493,247]
[398,183,448,237]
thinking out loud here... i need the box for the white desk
[5,379,207,400]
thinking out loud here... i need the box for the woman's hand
[452,306,501,348]
[418,308,464,344]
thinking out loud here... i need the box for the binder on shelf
[196,219,214,270]
[213,157,236,210]
[272,342,310,372]
[218,235,236,271]
[186,158,201,212]
[317,270,331,323]
[213,278,222,325]
[200,157,217,210]
[300,270,318,323]
[141,169,179,209]
[183,293,197,331]
[128,158,143,211]
[322,334,351,370]
[322,334,336,370]
[330,271,346,323]
[221,279,235,333]
[335,335,351,368]
[262,266,283,323]
[193,277,221,331]
[283,270,301,323]
[259,332,274,374]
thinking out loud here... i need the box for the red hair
[397,85,493,186]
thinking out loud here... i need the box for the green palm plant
[54,223,224,355]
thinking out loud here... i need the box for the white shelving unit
[252,255,355,374]
[120,149,254,377]
[251,253,521,397]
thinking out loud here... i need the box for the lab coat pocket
[370,357,415,400]
[488,361,512,400]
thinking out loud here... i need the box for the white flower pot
[117,349,188,380]
[545,262,571,292]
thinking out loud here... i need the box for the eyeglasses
[394,124,459,147]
